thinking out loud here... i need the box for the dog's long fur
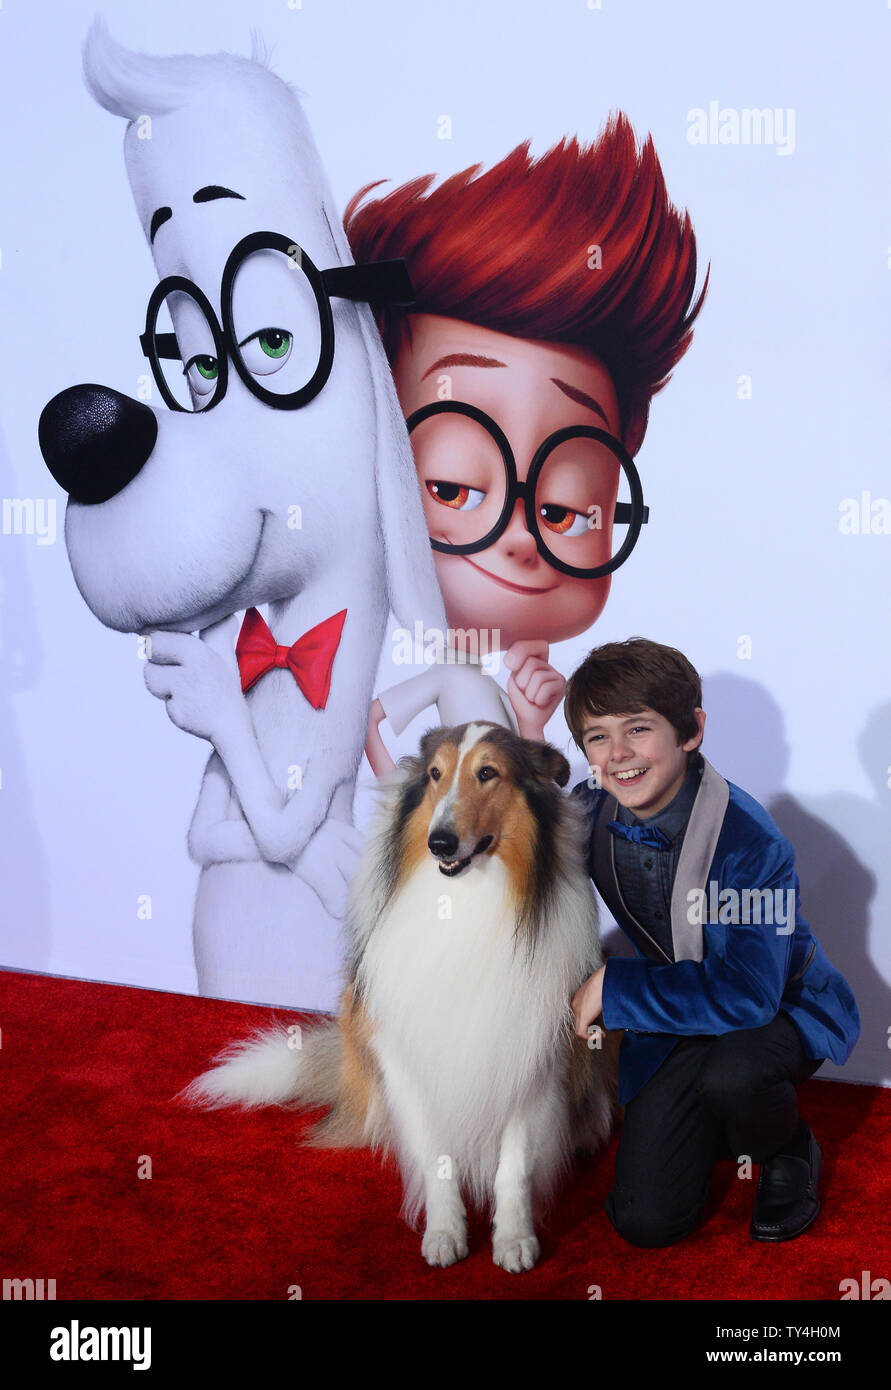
[182,721,618,1270]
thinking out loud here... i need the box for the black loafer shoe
[750,1130,822,1241]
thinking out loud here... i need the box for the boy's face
[579,706,706,819]
[392,314,622,649]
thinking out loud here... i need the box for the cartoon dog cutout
[38,20,445,1008]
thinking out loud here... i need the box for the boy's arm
[601,837,799,1035]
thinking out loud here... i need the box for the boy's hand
[572,965,606,1038]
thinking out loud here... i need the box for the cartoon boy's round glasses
[139,231,414,412]
[405,399,649,579]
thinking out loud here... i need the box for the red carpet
[1,968,887,1301]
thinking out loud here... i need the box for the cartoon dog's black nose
[38,384,158,505]
[428,829,459,859]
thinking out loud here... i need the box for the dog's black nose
[38,384,158,505]
[428,829,459,859]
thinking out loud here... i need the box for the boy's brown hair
[565,637,703,753]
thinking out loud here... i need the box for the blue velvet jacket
[571,758,861,1106]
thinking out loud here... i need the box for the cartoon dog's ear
[356,303,447,635]
[321,194,446,638]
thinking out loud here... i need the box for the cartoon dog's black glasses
[406,400,649,579]
[139,231,414,412]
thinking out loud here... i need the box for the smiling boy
[566,638,860,1246]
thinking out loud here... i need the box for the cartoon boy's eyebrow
[149,187,246,243]
[417,360,610,430]
[551,377,609,425]
[421,353,507,380]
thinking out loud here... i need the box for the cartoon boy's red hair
[344,113,707,456]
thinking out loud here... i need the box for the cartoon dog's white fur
[71,22,445,1005]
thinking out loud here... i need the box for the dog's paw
[421,1228,469,1267]
[493,1234,540,1273]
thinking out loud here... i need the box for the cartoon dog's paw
[296,818,364,918]
[493,1234,540,1273]
[421,1227,469,1267]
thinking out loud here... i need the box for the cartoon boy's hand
[143,629,247,744]
[503,639,566,741]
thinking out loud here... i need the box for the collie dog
[183,721,617,1271]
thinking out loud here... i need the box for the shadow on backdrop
[704,671,888,1090]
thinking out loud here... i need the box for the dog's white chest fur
[358,855,575,1149]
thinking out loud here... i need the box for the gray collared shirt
[612,753,705,961]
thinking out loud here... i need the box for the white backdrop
[1,0,888,1087]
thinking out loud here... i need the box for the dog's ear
[526,739,571,788]
[397,726,449,784]
[417,726,447,768]
[323,194,447,638]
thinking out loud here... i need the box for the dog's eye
[429,766,441,782]
[478,765,498,782]
[185,355,219,396]
[238,328,293,375]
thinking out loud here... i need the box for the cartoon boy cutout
[348,117,707,773]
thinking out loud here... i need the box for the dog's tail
[177,987,382,1151]
[178,1017,341,1113]
[568,1024,622,1154]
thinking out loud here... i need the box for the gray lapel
[670,756,730,961]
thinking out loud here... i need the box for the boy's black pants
[605,1011,823,1248]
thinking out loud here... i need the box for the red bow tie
[235,607,347,709]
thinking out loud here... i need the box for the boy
[566,638,860,1246]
